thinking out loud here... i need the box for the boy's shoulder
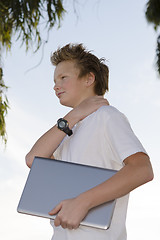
[95,105,128,123]
[96,105,123,117]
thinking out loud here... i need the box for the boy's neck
[72,93,97,108]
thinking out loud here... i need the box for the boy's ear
[85,72,95,87]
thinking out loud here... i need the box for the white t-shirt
[50,106,147,240]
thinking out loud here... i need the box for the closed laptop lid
[17,157,117,230]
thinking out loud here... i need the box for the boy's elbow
[145,163,154,183]
[142,156,154,184]
[25,153,33,168]
[125,153,154,185]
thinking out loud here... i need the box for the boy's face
[54,60,94,108]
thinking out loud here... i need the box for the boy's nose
[53,83,60,91]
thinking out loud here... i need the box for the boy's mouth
[57,91,65,98]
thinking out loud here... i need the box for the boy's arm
[25,96,109,167]
[25,114,74,168]
[80,152,153,208]
[49,152,153,229]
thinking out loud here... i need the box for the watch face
[57,118,73,136]
[59,120,66,129]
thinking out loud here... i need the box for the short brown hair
[51,43,109,95]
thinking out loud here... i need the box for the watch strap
[63,127,73,136]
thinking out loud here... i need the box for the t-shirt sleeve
[52,137,67,160]
[53,142,62,160]
[104,107,147,164]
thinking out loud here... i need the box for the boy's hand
[49,196,89,229]
[66,96,109,126]
[74,96,109,121]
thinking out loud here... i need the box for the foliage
[156,35,160,74]
[0,67,9,144]
[145,0,160,75]
[0,0,65,51]
[0,0,65,144]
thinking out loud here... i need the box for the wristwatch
[57,118,73,136]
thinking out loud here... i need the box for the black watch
[57,118,73,136]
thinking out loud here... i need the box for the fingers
[49,203,77,229]
[49,198,84,230]
[84,96,109,107]
[54,215,79,229]
[49,203,62,227]
[48,202,62,215]
[67,224,74,230]
[54,215,61,227]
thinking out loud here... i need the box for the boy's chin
[59,100,73,108]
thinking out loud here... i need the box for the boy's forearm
[25,125,65,167]
[78,153,153,210]
[25,111,78,168]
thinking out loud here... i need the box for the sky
[0,0,160,239]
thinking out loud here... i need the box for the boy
[25,43,153,240]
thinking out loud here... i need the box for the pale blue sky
[0,0,160,239]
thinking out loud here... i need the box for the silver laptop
[17,157,117,230]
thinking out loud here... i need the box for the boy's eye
[62,76,66,79]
